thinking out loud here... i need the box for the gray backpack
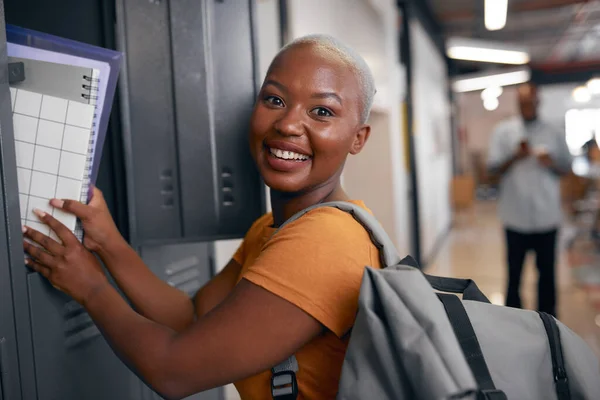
[270,202,600,400]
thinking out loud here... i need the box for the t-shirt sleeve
[232,241,245,265]
[242,208,376,337]
[231,213,272,266]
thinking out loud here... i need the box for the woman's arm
[98,238,196,332]
[83,279,322,400]
[193,258,242,318]
[54,189,195,332]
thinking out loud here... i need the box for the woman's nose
[273,107,305,137]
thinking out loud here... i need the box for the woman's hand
[50,186,123,254]
[23,209,109,305]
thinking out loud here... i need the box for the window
[565,108,600,155]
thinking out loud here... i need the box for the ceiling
[426,0,600,75]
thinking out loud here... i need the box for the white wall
[287,0,411,256]
[410,20,453,262]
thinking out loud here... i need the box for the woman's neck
[270,182,349,227]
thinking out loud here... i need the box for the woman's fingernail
[33,208,46,218]
[50,199,64,208]
[22,226,27,234]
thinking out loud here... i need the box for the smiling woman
[23,34,381,400]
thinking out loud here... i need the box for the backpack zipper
[538,312,571,400]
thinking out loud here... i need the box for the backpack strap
[270,201,402,399]
[437,293,507,400]
[538,312,571,400]
[271,356,298,400]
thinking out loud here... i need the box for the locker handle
[0,337,9,400]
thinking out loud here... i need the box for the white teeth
[270,148,309,161]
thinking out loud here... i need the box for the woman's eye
[311,107,333,117]
[265,96,284,107]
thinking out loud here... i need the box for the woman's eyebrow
[263,79,288,94]
[311,92,342,105]
[264,79,343,105]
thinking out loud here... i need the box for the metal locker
[0,0,264,398]
[26,275,141,400]
[0,4,22,398]
[140,242,222,400]
[117,0,264,247]
[0,1,39,399]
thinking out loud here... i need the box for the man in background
[487,82,572,317]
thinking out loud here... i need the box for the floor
[426,201,600,357]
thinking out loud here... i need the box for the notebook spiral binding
[75,69,100,242]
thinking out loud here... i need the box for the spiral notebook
[7,25,122,241]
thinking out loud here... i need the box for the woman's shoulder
[241,212,275,243]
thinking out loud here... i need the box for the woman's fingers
[23,239,57,268]
[22,225,64,255]
[24,257,51,277]
[31,209,77,247]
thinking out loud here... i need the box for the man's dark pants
[505,228,558,317]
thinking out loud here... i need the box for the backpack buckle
[271,371,298,400]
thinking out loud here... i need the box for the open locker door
[0,0,29,399]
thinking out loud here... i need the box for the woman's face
[249,44,370,194]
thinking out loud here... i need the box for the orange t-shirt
[231,200,382,400]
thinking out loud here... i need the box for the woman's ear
[349,125,371,155]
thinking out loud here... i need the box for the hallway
[426,201,600,357]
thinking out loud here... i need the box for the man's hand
[50,187,124,255]
[515,140,530,161]
[537,152,554,168]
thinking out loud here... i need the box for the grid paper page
[11,87,94,242]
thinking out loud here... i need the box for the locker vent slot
[165,256,200,276]
[165,256,202,296]
[65,323,100,349]
[64,301,100,348]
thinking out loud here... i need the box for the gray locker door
[27,274,142,400]
[208,0,263,238]
[140,242,222,400]
[0,1,36,399]
[117,0,264,246]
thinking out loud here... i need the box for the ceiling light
[447,47,529,65]
[485,0,508,31]
[573,86,592,103]
[587,78,600,95]
[446,37,530,65]
[452,68,531,93]
[481,86,503,101]
[483,97,499,111]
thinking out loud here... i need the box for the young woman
[22,35,381,399]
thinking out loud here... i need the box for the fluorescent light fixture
[447,47,529,65]
[452,68,531,93]
[573,86,592,103]
[587,78,600,95]
[446,37,530,65]
[485,0,508,31]
[481,86,503,100]
[483,97,499,111]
